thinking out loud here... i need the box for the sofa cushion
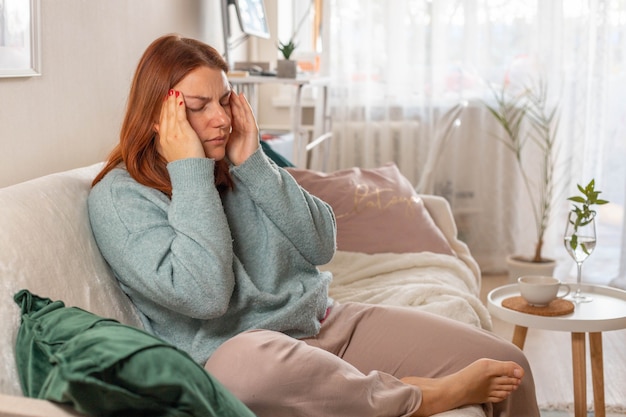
[286,163,455,255]
[261,139,294,167]
[14,290,254,417]
[0,163,143,396]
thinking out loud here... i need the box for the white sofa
[0,163,487,417]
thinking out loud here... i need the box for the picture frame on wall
[0,0,40,78]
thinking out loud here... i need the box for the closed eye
[185,87,231,111]
[220,91,232,107]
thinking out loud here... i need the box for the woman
[88,34,539,417]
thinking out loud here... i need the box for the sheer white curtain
[316,0,626,278]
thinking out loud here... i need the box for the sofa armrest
[0,394,85,417]
[420,194,481,284]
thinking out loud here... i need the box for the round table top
[487,283,626,332]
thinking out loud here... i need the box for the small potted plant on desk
[277,39,298,79]
[485,79,562,280]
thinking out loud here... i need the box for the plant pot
[505,254,557,283]
[276,59,297,79]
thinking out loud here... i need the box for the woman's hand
[155,90,206,162]
[226,91,259,166]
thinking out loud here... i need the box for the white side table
[488,284,626,417]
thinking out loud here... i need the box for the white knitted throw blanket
[322,250,492,331]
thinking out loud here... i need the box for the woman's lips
[205,136,226,144]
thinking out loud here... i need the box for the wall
[0,0,224,187]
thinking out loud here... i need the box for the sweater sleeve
[88,159,235,320]
[229,149,337,266]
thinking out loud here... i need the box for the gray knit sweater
[88,149,336,365]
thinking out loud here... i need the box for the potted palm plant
[485,79,562,280]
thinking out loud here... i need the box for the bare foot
[402,358,524,416]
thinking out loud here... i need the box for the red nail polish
[175,91,180,97]
[179,101,183,106]
[169,89,174,96]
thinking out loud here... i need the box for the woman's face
[173,66,232,160]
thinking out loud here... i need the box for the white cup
[518,276,571,307]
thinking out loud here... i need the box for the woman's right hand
[155,89,206,162]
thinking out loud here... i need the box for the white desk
[229,75,330,167]
[488,284,626,417]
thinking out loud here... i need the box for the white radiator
[309,120,428,185]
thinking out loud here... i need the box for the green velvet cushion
[14,290,255,417]
[260,139,294,167]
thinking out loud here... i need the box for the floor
[480,273,626,417]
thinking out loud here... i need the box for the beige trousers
[204,302,539,417]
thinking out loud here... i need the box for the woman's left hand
[226,91,259,166]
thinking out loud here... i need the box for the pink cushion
[286,163,455,255]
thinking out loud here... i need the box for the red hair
[92,34,233,196]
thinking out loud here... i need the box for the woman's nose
[212,105,230,129]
